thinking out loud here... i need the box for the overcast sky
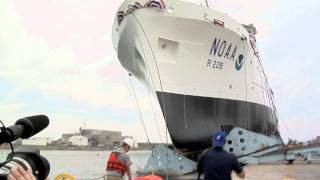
[0,0,319,143]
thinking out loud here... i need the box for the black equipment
[0,115,50,180]
[0,115,49,144]
[0,147,50,180]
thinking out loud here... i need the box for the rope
[255,48,268,135]
[147,90,163,143]
[165,127,169,180]
[241,37,250,130]
[128,74,151,144]
[281,116,297,142]
[205,0,210,7]
[132,13,170,180]
[130,13,165,145]
[253,39,296,142]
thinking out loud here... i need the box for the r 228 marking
[207,59,223,69]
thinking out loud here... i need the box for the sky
[0,0,319,143]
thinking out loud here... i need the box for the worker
[105,138,134,180]
[197,131,245,180]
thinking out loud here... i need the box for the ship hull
[112,0,281,152]
[157,91,277,151]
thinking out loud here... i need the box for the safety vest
[106,152,127,175]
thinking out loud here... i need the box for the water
[0,150,151,179]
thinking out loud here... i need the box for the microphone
[0,115,49,144]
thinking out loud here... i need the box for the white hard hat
[123,138,134,148]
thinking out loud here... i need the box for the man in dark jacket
[198,131,245,180]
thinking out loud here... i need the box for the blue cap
[212,131,226,147]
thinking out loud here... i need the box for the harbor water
[0,150,151,179]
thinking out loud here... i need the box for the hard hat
[212,131,226,147]
[123,138,134,148]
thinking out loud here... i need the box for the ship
[112,0,282,153]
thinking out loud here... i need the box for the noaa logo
[235,54,244,71]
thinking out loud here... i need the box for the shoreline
[0,143,170,151]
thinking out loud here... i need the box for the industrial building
[62,133,75,142]
[308,136,320,145]
[59,129,137,148]
[80,129,122,147]
[22,137,53,146]
[68,135,89,146]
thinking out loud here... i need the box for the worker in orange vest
[105,138,134,180]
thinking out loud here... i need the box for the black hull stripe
[156,91,279,151]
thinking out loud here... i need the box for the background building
[80,129,122,147]
[22,137,53,146]
[68,135,88,146]
[57,128,137,149]
[307,136,320,145]
[62,133,75,143]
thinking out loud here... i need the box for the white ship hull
[112,0,281,151]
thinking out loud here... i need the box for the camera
[0,147,50,180]
[0,115,50,180]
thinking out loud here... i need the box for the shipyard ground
[172,161,320,180]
